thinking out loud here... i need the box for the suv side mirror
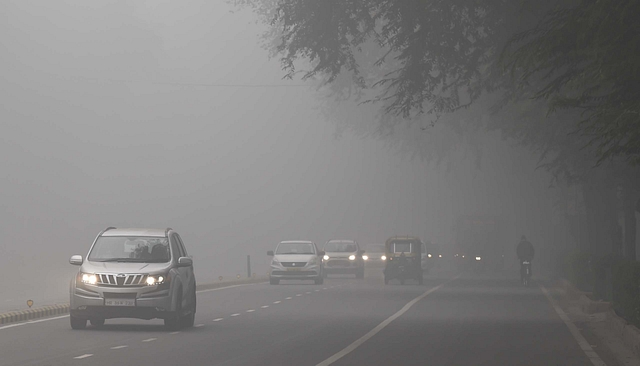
[267,250,274,256]
[318,251,325,257]
[69,255,83,265]
[178,257,193,267]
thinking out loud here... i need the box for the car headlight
[307,258,318,266]
[349,255,356,261]
[362,255,368,260]
[323,255,329,261]
[475,256,481,261]
[80,273,98,285]
[439,254,443,258]
[272,257,281,266]
[427,253,432,258]
[146,274,168,286]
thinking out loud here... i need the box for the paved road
[0,269,609,366]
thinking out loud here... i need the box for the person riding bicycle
[517,235,535,281]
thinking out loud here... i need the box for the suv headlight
[307,258,318,266]
[80,273,98,285]
[145,274,168,286]
[362,255,369,261]
[271,257,281,266]
[349,255,356,261]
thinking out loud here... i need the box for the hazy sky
[0,0,558,303]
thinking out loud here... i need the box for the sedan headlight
[80,273,98,285]
[323,255,329,261]
[381,255,387,261]
[348,255,356,261]
[362,255,369,261]
[307,257,318,266]
[146,274,168,286]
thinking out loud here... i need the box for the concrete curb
[0,277,268,325]
[558,278,640,360]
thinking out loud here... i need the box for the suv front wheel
[164,292,182,331]
[70,315,87,330]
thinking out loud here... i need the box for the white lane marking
[306,292,311,294]
[315,290,320,292]
[27,315,69,324]
[110,345,128,350]
[170,331,181,334]
[195,324,204,327]
[74,354,93,359]
[322,288,328,290]
[273,301,281,304]
[196,283,258,294]
[285,297,292,300]
[0,323,26,330]
[213,318,224,322]
[295,294,302,297]
[142,338,157,342]
[540,285,607,366]
[230,313,240,317]
[316,275,460,366]
[261,305,269,309]
[246,309,255,313]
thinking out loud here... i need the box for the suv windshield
[275,243,315,255]
[88,236,170,263]
[324,242,357,252]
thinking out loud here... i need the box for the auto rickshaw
[383,236,423,285]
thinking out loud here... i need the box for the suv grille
[281,262,307,268]
[97,273,148,286]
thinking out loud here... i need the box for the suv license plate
[105,299,135,306]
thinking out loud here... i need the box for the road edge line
[540,284,607,366]
[316,274,461,366]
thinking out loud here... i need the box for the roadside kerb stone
[0,277,268,325]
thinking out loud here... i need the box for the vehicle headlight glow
[348,255,356,261]
[475,256,482,261]
[381,255,387,261]
[427,253,432,258]
[439,254,443,258]
[146,275,167,286]
[323,255,329,261]
[362,255,368,260]
[81,273,97,285]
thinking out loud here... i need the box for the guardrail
[0,276,268,325]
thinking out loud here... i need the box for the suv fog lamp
[348,255,356,261]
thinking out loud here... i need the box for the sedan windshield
[324,242,357,252]
[275,243,315,255]
[88,237,170,263]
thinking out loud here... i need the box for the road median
[0,276,268,325]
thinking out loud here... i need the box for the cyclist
[517,235,535,282]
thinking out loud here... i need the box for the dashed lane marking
[316,274,461,366]
[170,331,181,334]
[195,324,205,327]
[230,313,240,317]
[142,338,157,342]
[540,285,607,366]
[196,283,258,294]
[273,301,281,304]
[213,318,224,322]
[306,292,311,294]
[73,354,93,359]
[315,290,320,292]
[261,305,269,308]
[295,294,302,297]
[246,310,255,313]
[110,346,128,350]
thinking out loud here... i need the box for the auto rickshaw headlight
[381,255,387,261]
[348,255,356,261]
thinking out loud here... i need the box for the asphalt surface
[0,267,610,366]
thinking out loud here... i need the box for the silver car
[322,239,365,278]
[267,241,325,285]
[69,227,196,331]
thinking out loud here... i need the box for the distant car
[364,243,386,267]
[322,239,365,279]
[267,241,324,285]
[69,227,196,331]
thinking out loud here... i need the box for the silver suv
[69,227,196,331]
[323,239,365,278]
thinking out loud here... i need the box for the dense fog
[0,1,558,309]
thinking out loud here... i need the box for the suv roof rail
[165,227,173,237]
